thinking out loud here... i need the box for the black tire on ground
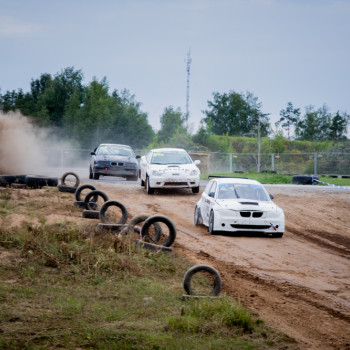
[208,211,216,235]
[292,175,313,185]
[0,174,27,186]
[74,201,98,210]
[146,176,154,194]
[26,175,59,188]
[75,184,97,201]
[141,215,176,247]
[82,210,100,219]
[192,186,200,194]
[96,223,128,232]
[57,184,77,193]
[271,232,284,238]
[183,264,222,296]
[84,190,108,210]
[119,214,162,240]
[61,172,80,187]
[10,183,27,189]
[194,206,202,226]
[135,240,173,252]
[99,200,128,224]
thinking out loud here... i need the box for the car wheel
[192,186,199,194]
[194,206,202,226]
[89,167,93,179]
[183,264,222,296]
[93,169,100,180]
[146,176,154,194]
[208,211,216,235]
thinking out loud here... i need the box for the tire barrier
[141,215,176,247]
[75,184,97,201]
[0,174,27,187]
[99,200,128,225]
[183,264,222,297]
[0,174,58,189]
[82,210,100,219]
[61,172,80,188]
[26,175,59,189]
[119,214,162,240]
[58,184,77,193]
[84,190,108,210]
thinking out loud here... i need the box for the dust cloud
[0,111,76,175]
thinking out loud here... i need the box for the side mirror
[90,152,96,156]
[269,194,274,200]
[194,159,201,165]
[209,192,215,198]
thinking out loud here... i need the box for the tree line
[1,66,349,151]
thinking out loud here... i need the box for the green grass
[201,172,350,186]
[0,222,297,349]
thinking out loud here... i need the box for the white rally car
[139,148,201,194]
[194,177,285,237]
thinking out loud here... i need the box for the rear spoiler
[207,175,248,179]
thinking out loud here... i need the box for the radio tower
[185,49,192,122]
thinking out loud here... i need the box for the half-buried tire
[141,215,176,247]
[84,190,108,210]
[183,264,222,296]
[99,200,128,224]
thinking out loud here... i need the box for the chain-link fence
[48,149,350,176]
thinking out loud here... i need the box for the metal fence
[48,149,350,176]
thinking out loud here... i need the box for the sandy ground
[1,180,350,349]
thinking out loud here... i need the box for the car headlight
[190,170,197,176]
[152,170,162,176]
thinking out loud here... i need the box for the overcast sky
[1,0,349,133]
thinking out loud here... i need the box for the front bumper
[148,175,200,189]
[213,209,285,233]
[94,166,138,178]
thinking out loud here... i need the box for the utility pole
[185,49,192,122]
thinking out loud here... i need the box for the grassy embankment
[201,172,350,186]
[0,187,297,349]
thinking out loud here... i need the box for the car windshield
[217,183,269,201]
[97,145,133,157]
[151,151,192,165]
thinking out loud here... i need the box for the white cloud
[0,15,41,37]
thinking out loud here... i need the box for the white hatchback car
[194,177,285,237]
[139,148,201,194]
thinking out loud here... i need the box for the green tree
[295,105,349,141]
[276,102,301,139]
[202,91,270,137]
[157,106,187,143]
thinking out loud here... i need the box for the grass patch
[0,222,297,349]
[201,172,350,186]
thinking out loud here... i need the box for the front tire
[146,176,154,194]
[192,186,200,194]
[194,206,202,226]
[208,211,216,235]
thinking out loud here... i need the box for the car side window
[208,181,217,197]
[204,182,212,194]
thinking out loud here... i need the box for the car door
[202,181,217,225]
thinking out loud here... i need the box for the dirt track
[2,181,350,349]
[93,182,350,350]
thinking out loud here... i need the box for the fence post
[313,152,317,175]
[271,153,275,172]
[229,153,232,173]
